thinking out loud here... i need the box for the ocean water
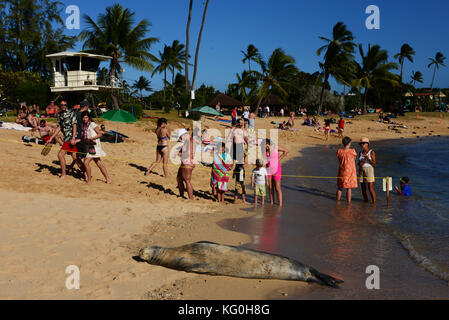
[218,137,449,299]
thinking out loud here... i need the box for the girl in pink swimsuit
[265,139,289,206]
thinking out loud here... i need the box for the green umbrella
[191,106,224,128]
[101,109,137,123]
[100,109,136,143]
[192,106,224,117]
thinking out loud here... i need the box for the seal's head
[139,246,163,263]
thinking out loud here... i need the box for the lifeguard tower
[46,51,122,92]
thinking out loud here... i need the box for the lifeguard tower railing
[52,72,123,90]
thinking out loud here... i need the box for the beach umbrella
[192,106,224,129]
[101,109,137,123]
[101,109,137,143]
[191,106,224,117]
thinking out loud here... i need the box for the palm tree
[316,22,356,115]
[241,44,261,72]
[152,45,172,100]
[167,40,187,88]
[185,0,193,92]
[352,44,400,113]
[394,44,415,82]
[428,52,446,89]
[410,71,423,86]
[189,0,211,110]
[253,48,299,110]
[79,4,159,109]
[132,76,152,100]
[228,70,258,103]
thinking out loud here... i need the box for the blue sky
[60,0,449,94]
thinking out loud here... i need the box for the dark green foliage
[122,103,143,119]
[0,0,76,78]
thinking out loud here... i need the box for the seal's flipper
[309,268,344,288]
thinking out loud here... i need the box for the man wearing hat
[358,137,377,203]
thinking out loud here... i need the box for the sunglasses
[60,104,67,106]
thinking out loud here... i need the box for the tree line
[0,1,446,114]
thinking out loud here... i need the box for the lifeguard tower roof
[46,51,121,93]
[46,51,111,61]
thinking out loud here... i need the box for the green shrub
[122,103,143,119]
[188,112,202,121]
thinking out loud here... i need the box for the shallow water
[218,137,449,299]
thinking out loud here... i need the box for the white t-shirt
[243,111,249,119]
[252,167,268,185]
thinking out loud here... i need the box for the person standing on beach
[80,111,111,184]
[230,118,248,165]
[232,107,238,126]
[358,138,376,203]
[146,118,170,178]
[288,112,295,128]
[265,139,289,206]
[211,143,234,203]
[46,100,85,179]
[337,137,358,203]
[252,159,268,207]
[338,117,345,138]
[233,151,248,204]
[243,108,250,129]
[324,119,331,141]
[177,129,195,200]
[249,112,256,131]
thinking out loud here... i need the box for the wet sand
[217,139,449,299]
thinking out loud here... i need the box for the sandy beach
[1,113,448,299]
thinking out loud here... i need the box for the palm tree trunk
[318,73,329,115]
[189,0,210,110]
[255,94,264,112]
[249,60,251,72]
[363,88,368,114]
[110,58,119,110]
[172,68,175,96]
[163,69,166,101]
[430,66,437,90]
[185,0,193,93]
[400,60,404,83]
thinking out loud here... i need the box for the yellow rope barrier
[0,137,393,181]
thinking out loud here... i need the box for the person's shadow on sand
[35,163,85,180]
[139,181,180,197]
[129,163,163,177]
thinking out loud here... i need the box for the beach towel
[211,152,233,192]
[0,123,32,132]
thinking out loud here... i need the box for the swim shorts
[61,141,78,154]
[254,184,266,197]
[359,166,375,183]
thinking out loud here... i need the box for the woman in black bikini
[146,118,170,178]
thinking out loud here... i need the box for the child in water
[395,177,412,196]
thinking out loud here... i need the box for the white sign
[191,90,195,100]
[383,177,393,192]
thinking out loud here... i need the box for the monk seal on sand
[139,241,343,288]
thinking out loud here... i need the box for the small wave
[394,231,449,284]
